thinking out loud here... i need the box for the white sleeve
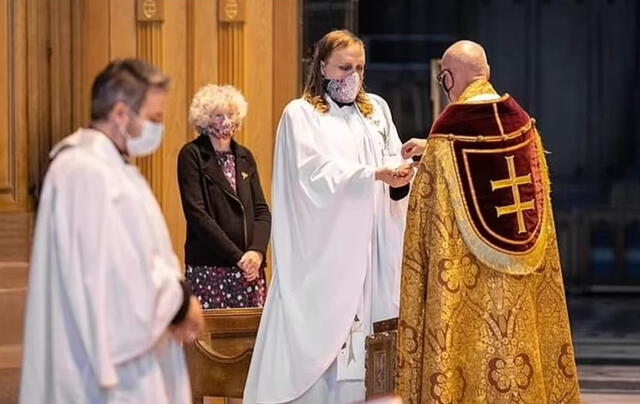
[54,160,183,388]
[276,101,376,208]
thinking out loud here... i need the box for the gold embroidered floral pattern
[558,344,576,379]
[437,254,480,293]
[488,353,534,393]
[396,136,581,403]
[429,368,466,404]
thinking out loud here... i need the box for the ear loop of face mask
[437,69,454,102]
[116,106,138,142]
[119,104,164,157]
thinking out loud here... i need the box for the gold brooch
[241,172,249,180]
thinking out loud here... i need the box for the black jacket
[177,135,271,266]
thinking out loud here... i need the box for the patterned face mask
[324,71,361,104]
[203,113,238,140]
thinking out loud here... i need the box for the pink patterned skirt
[185,265,267,309]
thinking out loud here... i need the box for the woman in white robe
[244,30,412,404]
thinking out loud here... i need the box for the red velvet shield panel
[452,128,545,253]
[430,96,545,254]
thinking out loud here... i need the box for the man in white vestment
[244,30,413,404]
[20,59,203,404]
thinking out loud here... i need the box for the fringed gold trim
[432,137,551,275]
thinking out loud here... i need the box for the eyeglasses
[436,69,453,88]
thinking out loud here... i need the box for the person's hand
[237,251,263,282]
[171,296,204,344]
[375,166,414,188]
[394,163,417,178]
[401,138,427,159]
[391,163,415,187]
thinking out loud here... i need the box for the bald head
[440,40,490,101]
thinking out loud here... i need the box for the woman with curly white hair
[178,84,271,311]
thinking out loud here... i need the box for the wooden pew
[185,308,262,403]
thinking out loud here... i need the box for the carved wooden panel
[137,0,164,22]
[185,308,262,400]
[365,330,397,400]
[217,6,246,148]
[218,0,245,23]
[136,19,165,202]
[218,22,245,91]
[0,0,28,211]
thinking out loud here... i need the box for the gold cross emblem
[490,155,535,234]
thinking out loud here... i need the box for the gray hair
[189,84,248,133]
[90,58,170,121]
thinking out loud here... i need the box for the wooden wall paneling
[25,0,50,206]
[269,0,300,283]
[246,0,273,284]
[187,0,218,106]
[49,0,76,153]
[161,0,189,261]
[0,0,12,207]
[272,0,300,146]
[0,0,29,211]
[82,0,111,123]
[218,0,246,145]
[218,25,244,89]
[25,0,84,206]
[244,0,273,201]
[15,0,26,209]
[110,0,137,59]
[71,0,84,130]
[136,16,165,203]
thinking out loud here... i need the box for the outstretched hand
[401,138,427,159]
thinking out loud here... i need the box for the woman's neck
[209,135,232,152]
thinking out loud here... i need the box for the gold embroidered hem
[395,139,581,404]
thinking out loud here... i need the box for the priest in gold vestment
[396,41,581,404]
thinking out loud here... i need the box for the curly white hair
[189,84,248,133]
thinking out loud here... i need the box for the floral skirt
[185,264,267,309]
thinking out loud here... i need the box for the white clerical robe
[243,94,408,404]
[19,128,192,404]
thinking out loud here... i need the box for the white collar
[50,128,126,165]
[464,93,501,103]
